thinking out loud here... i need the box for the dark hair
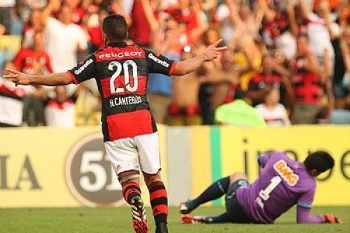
[102,14,128,41]
[304,151,334,173]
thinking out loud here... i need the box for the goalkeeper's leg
[180,176,230,214]
[182,212,233,224]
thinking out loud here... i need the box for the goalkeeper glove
[325,213,343,224]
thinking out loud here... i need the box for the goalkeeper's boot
[155,222,168,233]
[181,214,213,224]
[130,196,149,233]
[180,200,196,214]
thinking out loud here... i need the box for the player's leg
[180,176,230,214]
[121,177,149,233]
[135,132,168,233]
[182,173,249,224]
[224,172,252,223]
[228,172,248,186]
[143,172,168,233]
[105,138,149,233]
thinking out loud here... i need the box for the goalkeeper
[180,151,342,224]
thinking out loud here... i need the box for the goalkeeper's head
[102,14,128,44]
[304,151,335,177]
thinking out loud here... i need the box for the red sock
[122,181,141,204]
[148,181,168,225]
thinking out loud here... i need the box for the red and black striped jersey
[67,41,176,141]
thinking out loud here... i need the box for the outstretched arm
[297,186,342,224]
[297,206,342,224]
[4,69,72,86]
[297,206,326,223]
[172,39,227,76]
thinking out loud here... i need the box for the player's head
[304,151,334,176]
[102,14,128,44]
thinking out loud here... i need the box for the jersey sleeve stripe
[168,61,177,76]
[66,71,78,84]
[297,202,312,209]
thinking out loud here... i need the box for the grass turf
[0,206,348,233]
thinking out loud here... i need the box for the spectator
[232,35,264,93]
[75,81,101,126]
[0,62,27,127]
[167,46,203,126]
[297,0,340,62]
[86,8,108,52]
[12,30,53,126]
[261,0,296,60]
[215,1,234,45]
[210,47,240,109]
[333,24,350,109]
[313,0,341,12]
[64,0,86,25]
[247,53,293,110]
[13,31,52,75]
[198,27,223,125]
[255,88,291,126]
[164,0,207,45]
[45,86,77,127]
[1,0,350,127]
[289,34,326,124]
[214,95,266,127]
[147,14,183,124]
[226,0,263,43]
[0,0,15,35]
[42,0,88,72]
[22,10,45,48]
[129,0,158,47]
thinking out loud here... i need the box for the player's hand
[324,213,343,224]
[4,68,32,86]
[202,39,227,62]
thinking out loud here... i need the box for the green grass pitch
[0,206,348,233]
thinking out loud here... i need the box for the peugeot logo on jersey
[65,133,124,207]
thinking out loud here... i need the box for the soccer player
[180,150,342,224]
[4,14,226,233]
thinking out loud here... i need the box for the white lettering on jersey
[74,58,93,75]
[148,53,169,67]
[109,96,142,107]
[98,52,143,59]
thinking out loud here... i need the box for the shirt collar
[107,41,128,48]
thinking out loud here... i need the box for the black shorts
[225,179,254,223]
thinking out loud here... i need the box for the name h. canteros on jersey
[109,96,142,107]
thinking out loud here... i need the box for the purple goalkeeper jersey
[236,151,317,223]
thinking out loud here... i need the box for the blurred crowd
[0,0,350,127]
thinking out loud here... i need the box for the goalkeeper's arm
[296,206,342,224]
[257,152,274,168]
